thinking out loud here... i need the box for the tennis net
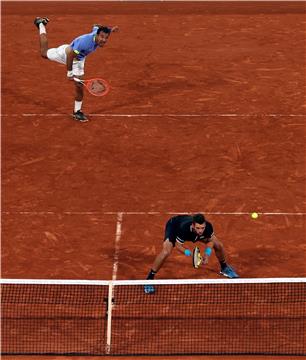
[1,278,305,355]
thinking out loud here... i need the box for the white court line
[113,0,305,1]
[4,0,306,2]
[1,211,305,216]
[3,1,306,3]
[1,113,305,118]
[112,212,123,281]
[2,278,305,286]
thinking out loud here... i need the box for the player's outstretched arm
[201,235,215,264]
[92,24,119,33]
[65,46,78,80]
[110,25,119,32]
[176,242,191,257]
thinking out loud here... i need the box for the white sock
[74,101,82,113]
[39,23,46,35]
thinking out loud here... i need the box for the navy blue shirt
[171,215,214,244]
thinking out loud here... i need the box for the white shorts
[46,44,85,76]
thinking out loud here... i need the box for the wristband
[184,249,191,257]
[204,247,212,256]
[67,70,73,77]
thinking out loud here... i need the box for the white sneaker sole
[220,271,239,279]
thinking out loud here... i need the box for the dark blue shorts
[164,218,177,246]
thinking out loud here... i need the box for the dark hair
[192,213,206,224]
[97,26,112,35]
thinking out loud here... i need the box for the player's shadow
[116,247,221,279]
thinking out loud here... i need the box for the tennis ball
[251,212,259,219]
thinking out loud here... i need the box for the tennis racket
[192,247,203,269]
[73,77,110,97]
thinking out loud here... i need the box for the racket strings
[87,80,106,95]
[193,247,203,268]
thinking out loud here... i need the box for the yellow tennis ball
[251,212,259,219]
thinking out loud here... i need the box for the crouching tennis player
[34,17,118,122]
[144,213,239,294]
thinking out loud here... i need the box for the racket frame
[73,77,110,97]
[193,246,203,269]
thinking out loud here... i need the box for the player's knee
[76,83,83,91]
[162,247,172,257]
[75,82,83,91]
[163,249,170,258]
[40,52,48,59]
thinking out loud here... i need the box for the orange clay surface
[1,1,305,360]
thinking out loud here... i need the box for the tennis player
[144,213,239,294]
[34,17,118,122]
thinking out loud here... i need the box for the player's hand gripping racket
[192,247,203,269]
[74,77,110,97]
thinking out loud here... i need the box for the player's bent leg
[213,239,239,278]
[74,80,84,102]
[34,17,50,58]
[73,80,88,122]
[39,34,49,58]
[151,239,173,273]
[144,239,174,294]
[212,238,226,264]
[72,61,87,122]
[46,45,69,64]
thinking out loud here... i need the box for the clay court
[1,1,305,359]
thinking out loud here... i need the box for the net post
[105,280,113,354]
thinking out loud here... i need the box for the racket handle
[73,77,84,84]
